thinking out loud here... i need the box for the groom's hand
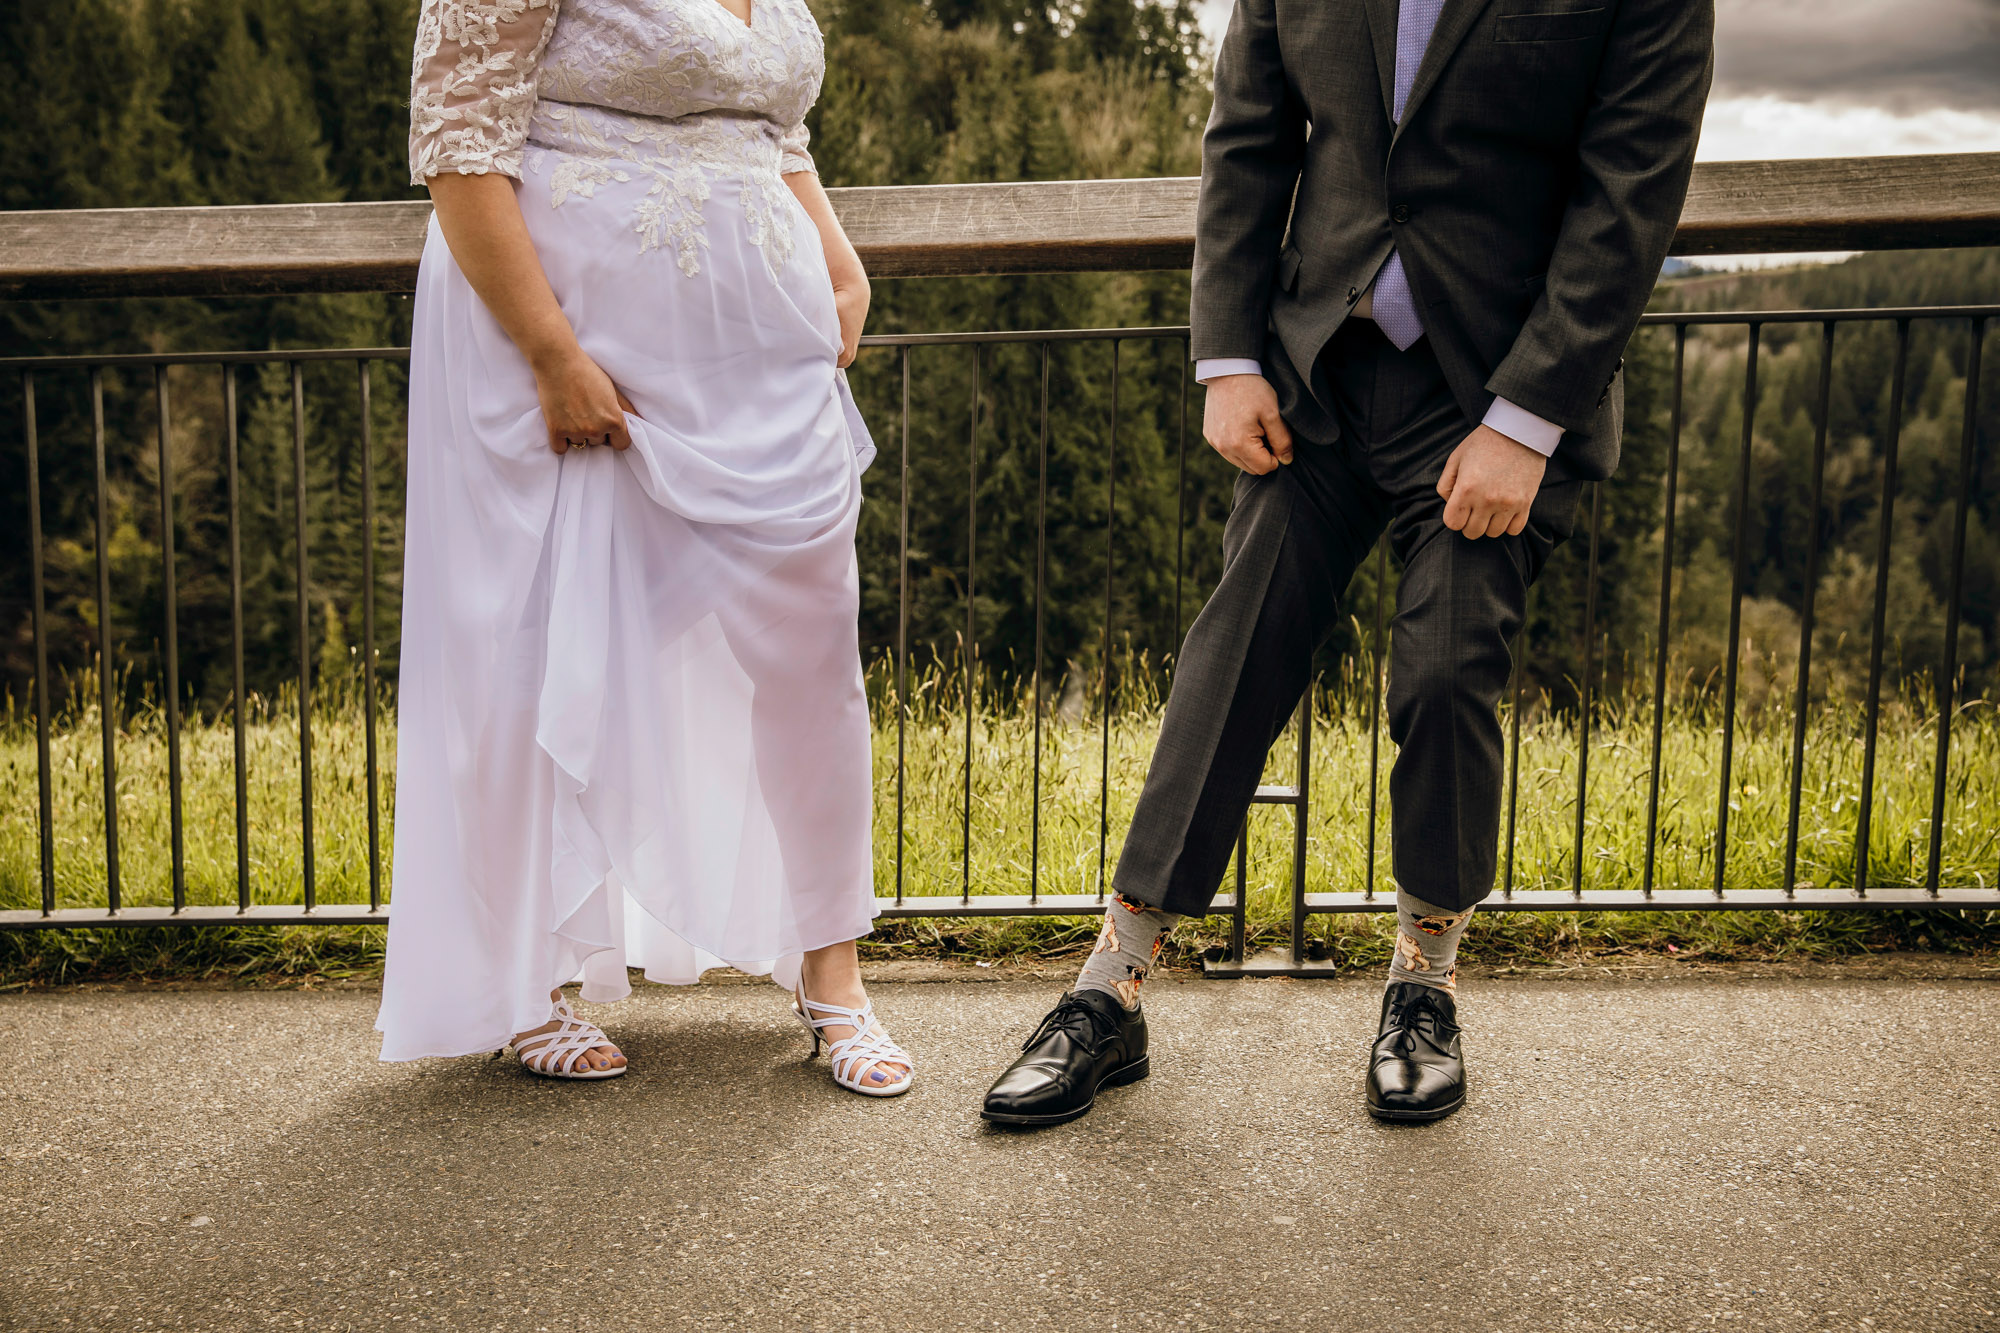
[1437,424,1547,539]
[1203,374,1294,474]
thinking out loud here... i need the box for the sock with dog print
[1386,889,1474,994]
[1074,893,1182,1010]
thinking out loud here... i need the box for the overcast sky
[1193,0,2000,159]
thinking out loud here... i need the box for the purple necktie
[1371,0,1445,350]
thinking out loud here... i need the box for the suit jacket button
[1347,286,1359,303]
[1391,204,1411,223]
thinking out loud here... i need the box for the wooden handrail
[2,152,1996,300]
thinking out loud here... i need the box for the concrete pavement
[3,958,1997,1331]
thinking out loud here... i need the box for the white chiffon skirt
[376,163,878,1062]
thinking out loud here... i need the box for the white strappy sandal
[511,995,626,1080]
[792,987,914,1097]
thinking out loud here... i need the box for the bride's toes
[793,990,914,1097]
[512,996,627,1079]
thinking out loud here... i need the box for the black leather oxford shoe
[980,989,1149,1127]
[1365,981,1466,1122]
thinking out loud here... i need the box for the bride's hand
[833,275,869,369]
[531,342,638,454]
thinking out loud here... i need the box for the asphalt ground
[4,957,1996,1331]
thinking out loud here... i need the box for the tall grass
[3,656,1995,984]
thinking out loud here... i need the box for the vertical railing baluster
[1098,340,1119,900]
[896,346,911,906]
[156,366,186,913]
[1926,318,1984,894]
[358,360,382,913]
[1365,535,1388,901]
[1231,819,1248,963]
[1030,343,1049,903]
[1642,325,1685,900]
[1290,676,1311,964]
[1572,483,1603,898]
[224,367,250,912]
[289,363,316,912]
[962,345,980,907]
[23,373,55,916]
[1713,324,1759,898]
[1855,320,1910,894]
[1504,627,1524,899]
[1784,323,1836,898]
[1172,345,1189,652]
[91,371,121,912]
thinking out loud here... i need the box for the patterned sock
[1074,893,1182,1010]
[1386,888,1475,995]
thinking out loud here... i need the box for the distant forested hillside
[1634,251,2000,711]
[2,0,1995,728]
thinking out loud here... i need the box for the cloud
[1697,93,2000,160]
[1708,0,1999,113]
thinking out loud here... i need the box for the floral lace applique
[410,0,827,275]
[408,0,563,184]
[531,108,800,278]
[534,0,823,275]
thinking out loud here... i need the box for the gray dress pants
[1111,319,1583,917]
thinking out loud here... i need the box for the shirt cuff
[1194,358,1264,384]
[1482,396,1563,457]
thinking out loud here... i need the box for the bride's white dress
[377,0,878,1061]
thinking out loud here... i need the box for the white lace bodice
[409,0,825,273]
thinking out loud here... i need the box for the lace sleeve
[778,118,816,176]
[408,0,562,185]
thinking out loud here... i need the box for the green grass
[4,661,1996,985]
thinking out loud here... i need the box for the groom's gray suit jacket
[1192,0,1713,480]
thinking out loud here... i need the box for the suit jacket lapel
[1392,0,1498,146]
[1362,0,1399,126]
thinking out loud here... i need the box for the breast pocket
[1493,5,1607,42]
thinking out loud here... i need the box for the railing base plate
[1203,949,1347,980]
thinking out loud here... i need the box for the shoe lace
[1386,985,1456,1038]
[1023,992,1119,1055]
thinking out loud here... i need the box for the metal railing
[854,311,2000,978]
[5,305,1998,973]
[7,152,2000,970]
